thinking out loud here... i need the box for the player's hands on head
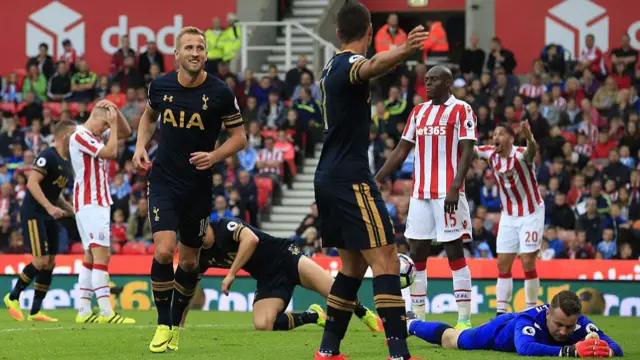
[221,274,235,296]
[94,99,116,109]
[132,147,151,171]
[106,107,118,125]
[46,205,66,219]
[189,151,218,170]
[444,186,459,214]
[571,338,612,358]
[404,26,429,53]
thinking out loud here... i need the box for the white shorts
[404,194,472,242]
[76,205,111,249]
[496,208,545,254]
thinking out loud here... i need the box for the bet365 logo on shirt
[416,125,447,136]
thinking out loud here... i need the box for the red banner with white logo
[495,0,640,73]
[0,1,236,74]
[1,254,638,281]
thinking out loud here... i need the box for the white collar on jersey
[443,95,456,106]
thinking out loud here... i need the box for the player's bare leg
[362,244,413,359]
[496,252,517,316]
[408,239,431,320]
[520,252,540,309]
[167,243,200,351]
[442,239,473,329]
[315,249,368,359]
[298,256,382,331]
[92,245,135,324]
[149,230,177,351]
[253,298,286,330]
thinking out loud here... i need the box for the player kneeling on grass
[178,217,383,333]
[407,290,623,357]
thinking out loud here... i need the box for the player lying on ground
[178,217,383,332]
[4,120,76,322]
[407,290,623,357]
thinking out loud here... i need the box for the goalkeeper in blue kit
[408,290,623,357]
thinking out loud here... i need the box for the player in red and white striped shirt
[475,122,543,316]
[69,102,134,324]
[375,66,476,329]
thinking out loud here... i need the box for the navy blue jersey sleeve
[213,217,247,242]
[346,54,367,85]
[33,150,53,176]
[220,85,242,129]
[147,78,160,110]
[513,317,563,356]
[577,315,623,356]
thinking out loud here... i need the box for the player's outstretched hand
[221,274,235,296]
[520,120,534,141]
[189,151,218,170]
[444,186,459,214]
[132,146,151,171]
[46,205,66,219]
[404,26,429,53]
[575,338,612,358]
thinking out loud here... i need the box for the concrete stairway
[260,144,321,238]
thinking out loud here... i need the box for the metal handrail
[237,21,337,74]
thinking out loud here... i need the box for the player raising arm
[178,217,383,333]
[132,26,247,353]
[374,65,477,330]
[4,121,76,322]
[312,1,428,359]
[407,290,623,357]
[475,121,544,316]
[71,103,133,324]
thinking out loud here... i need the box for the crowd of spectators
[292,16,640,260]
[0,11,322,255]
[1,11,640,261]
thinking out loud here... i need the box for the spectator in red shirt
[611,62,632,90]
[105,82,126,108]
[567,174,587,206]
[111,35,136,75]
[59,39,77,73]
[576,34,605,78]
[591,130,617,160]
[512,95,526,119]
[110,209,127,245]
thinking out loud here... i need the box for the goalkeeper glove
[560,339,611,357]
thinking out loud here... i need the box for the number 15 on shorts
[444,212,457,227]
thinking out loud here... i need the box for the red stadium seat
[68,102,81,117]
[121,241,146,255]
[111,243,122,254]
[43,102,62,116]
[0,102,17,114]
[146,243,155,255]
[261,129,277,139]
[69,242,84,254]
[561,130,576,145]
[257,188,270,208]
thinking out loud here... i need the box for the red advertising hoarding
[495,0,640,73]
[1,254,638,281]
[0,0,236,74]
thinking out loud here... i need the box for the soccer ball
[398,253,416,289]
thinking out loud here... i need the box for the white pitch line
[0,323,252,333]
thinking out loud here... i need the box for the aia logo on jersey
[416,125,447,136]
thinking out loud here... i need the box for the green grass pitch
[0,310,636,359]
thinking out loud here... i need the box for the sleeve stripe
[222,112,242,121]
[32,167,47,176]
[74,133,98,154]
[349,58,367,84]
[233,224,246,241]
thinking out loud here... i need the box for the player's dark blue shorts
[20,213,59,256]
[253,244,303,305]
[147,181,212,248]
[315,180,395,250]
[457,313,514,350]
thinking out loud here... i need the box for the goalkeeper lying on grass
[407,290,622,357]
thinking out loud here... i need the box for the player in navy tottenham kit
[4,121,76,322]
[133,26,247,352]
[407,290,623,357]
[177,217,383,333]
[313,2,428,359]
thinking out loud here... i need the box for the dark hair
[494,123,515,137]
[550,290,582,316]
[62,39,71,46]
[336,0,370,43]
[491,37,501,44]
[39,43,49,50]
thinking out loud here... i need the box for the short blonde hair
[176,26,206,49]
